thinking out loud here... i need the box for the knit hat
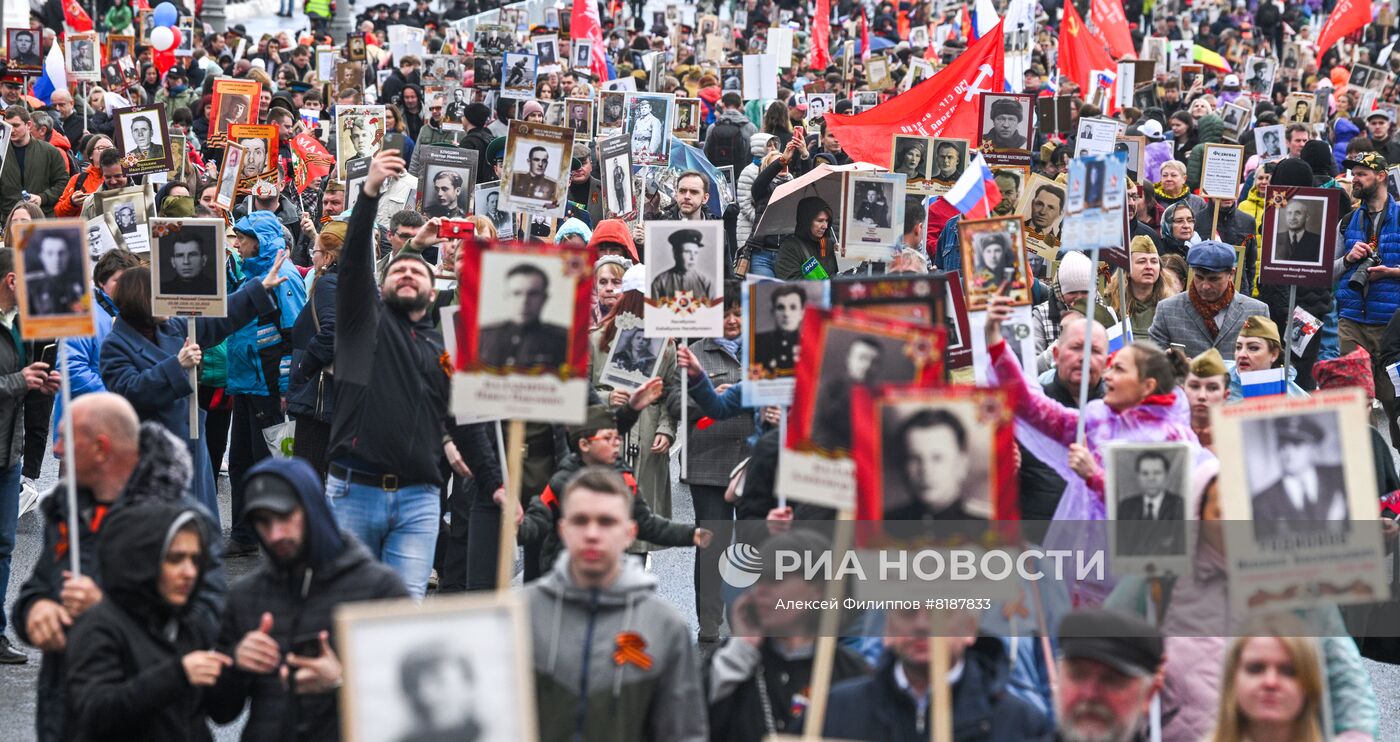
[159,195,194,218]
[1189,347,1228,378]
[463,102,491,128]
[1314,345,1375,400]
[1129,235,1157,254]
[555,217,593,244]
[521,100,545,119]
[1269,157,1315,188]
[1240,315,1281,344]
[1057,250,1094,295]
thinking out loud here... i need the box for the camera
[1348,251,1383,294]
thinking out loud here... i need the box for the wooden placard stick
[496,418,527,592]
[801,507,854,739]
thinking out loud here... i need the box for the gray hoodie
[524,553,707,742]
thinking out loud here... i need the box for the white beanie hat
[620,263,647,294]
[1057,250,1094,295]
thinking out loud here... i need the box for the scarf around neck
[1188,280,1235,338]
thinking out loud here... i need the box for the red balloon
[154,49,177,75]
[167,27,182,51]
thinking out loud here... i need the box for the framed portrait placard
[941,272,974,369]
[1212,388,1387,614]
[114,104,174,177]
[13,220,95,340]
[598,312,666,391]
[927,138,968,192]
[417,146,478,218]
[622,92,674,167]
[891,134,936,195]
[1254,124,1286,161]
[672,97,701,141]
[1259,185,1341,287]
[150,218,228,317]
[1199,144,1245,200]
[958,216,1032,311]
[851,384,1015,521]
[840,172,906,261]
[643,221,725,338]
[777,307,945,510]
[452,240,592,425]
[597,91,627,138]
[499,120,574,218]
[977,92,1034,167]
[473,181,515,239]
[65,32,100,81]
[6,29,41,72]
[96,184,153,254]
[500,52,538,100]
[1104,442,1193,577]
[336,592,538,742]
[334,105,386,179]
[208,77,261,146]
[228,123,278,189]
[564,97,593,137]
[741,276,829,407]
[213,141,244,211]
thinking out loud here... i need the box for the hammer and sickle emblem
[963,64,996,102]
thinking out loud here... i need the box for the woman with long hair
[1169,111,1197,164]
[590,276,677,520]
[383,103,416,165]
[4,202,42,246]
[1208,633,1327,742]
[56,135,115,217]
[100,256,294,520]
[762,100,794,149]
[1107,236,1175,338]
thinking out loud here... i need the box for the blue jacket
[52,301,113,443]
[227,212,307,396]
[1337,197,1400,325]
[100,280,277,519]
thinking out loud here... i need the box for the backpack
[705,119,746,175]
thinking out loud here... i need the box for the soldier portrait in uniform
[507,145,561,202]
[157,226,217,296]
[1247,413,1350,541]
[24,228,86,316]
[475,254,572,369]
[500,51,538,100]
[749,282,822,379]
[424,168,469,218]
[624,93,673,166]
[929,139,968,183]
[649,228,714,303]
[879,398,994,520]
[116,107,168,172]
[8,29,41,70]
[474,183,515,239]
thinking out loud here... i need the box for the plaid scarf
[1188,280,1235,338]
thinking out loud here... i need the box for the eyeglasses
[588,432,621,443]
[1170,217,1195,225]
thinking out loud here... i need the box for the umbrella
[667,136,725,218]
[749,162,884,241]
[836,37,896,56]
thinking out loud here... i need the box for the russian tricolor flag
[1240,368,1287,398]
[969,0,1000,41]
[930,152,1002,224]
[1106,321,1131,353]
[31,43,66,106]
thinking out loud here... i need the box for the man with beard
[206,458,408,739]
[753,285,807,374]
[327,149,501,598]
[1052,609,1164,742]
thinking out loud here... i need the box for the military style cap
[1186,240,1235,273]
[1275,416,1326,444]
[486,136,507,164]
[1189,347,1227,378]
[668,228,704,249]
[1129,235,1157,255]
[569,405,619,446]
[1343,151,1389,172]
[1240,315,1281,344]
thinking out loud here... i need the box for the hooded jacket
[207,458,407,742]
[1332,117,1362,171]
[589,218,639,262]
[1185,114,1226,191]
[227,211,308,397]
[815,642,1052,741]
[65,502,216,742]
[525,553,707,742]
[737,132,775,245]
[775,196,836,279]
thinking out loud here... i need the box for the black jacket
[328,190,457,487]
[1018,376,1103,521]
[207,458,408,741]
[460,125,494,183]
[65,502,219,742]
[15,423,228,742]
[288,269,337,422]
[735,427,836,521]
[814,641,1053,741]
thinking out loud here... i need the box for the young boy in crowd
[500,405,712,573]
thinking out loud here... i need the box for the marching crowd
[0,0,1398,740]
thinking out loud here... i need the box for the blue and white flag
[1239,368,1286,398]
[32,42,67,106]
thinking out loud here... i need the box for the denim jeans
[747,248,778,278]
[0,463,19,633]
[326,474,439,600]
[279,0,294,13]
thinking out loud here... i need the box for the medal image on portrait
[747,280,825,380]
[114,104,174,177]
[336,105,387,179]
[150,218,228,317]
[7,29,41,71]
[14,219,95,340]
[959,216,1031,310]
[644,221,725,338]
[623,92,673,167]
[228,123,278,189]
[1260,185,1341,288]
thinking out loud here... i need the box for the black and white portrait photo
[7,29,40,71]
[572,39,593,69]
[647,225,717,303]
[930,139,968,182]
[600,315,665,390]
[852,181,892,228]
[624,93,673,167]
[424,169,469,218]
[1255,124,1285,161]
[644,221,725,337]
[473,182,515,239]
[1250,57,1278,97]
[749,281,823,379]
[100,187,151,254]
[215,142,243,210]
[115,105,171,176]
[66,34,99,79]
[476,252,573,369]
[22,225,85,317]
[891,135,932,184]
[565,98,593,136]
[673,98,701,141]
[604,155,633,216]
[959,217,1030,310]
[472,57,503,90]
[533,35,560,72]
[1260,187,1340,287]
[500,52,538,100]
[506,142,562,204]
[978,93,1032,153]
[151,218,228,316]
[337,593,537,742]
[1271,196,1325,265]
[1107,444,1191,563]
[879,399,993,520]
[809,326,918,452]
[841,172,905,259]
[1082,158,1106,210]
[1245,413,1350,541]
[598,91,627,136]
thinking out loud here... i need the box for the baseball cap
[1222,74,1240,88]
[241,472,300,518]
[1138,119,1164,140]
[1367,108,1393,122]
[1342,151,1389,172]
[1057,608,1164,678]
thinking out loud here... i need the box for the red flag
[1058,0,1115,92]
[289,132,334,192]
[1315,0,1372,67]
[810,0,831,70]
[960,6,972,43]
[860,11,870,63]
[571,0,611,82]
[825,22,1004,167]
[63,0,93,32]
[1089,0,1135,59]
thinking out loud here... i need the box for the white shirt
[1283,470,1320,511]
[1140,492,1165,519]
[893,658,963,719]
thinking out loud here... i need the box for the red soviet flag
[810,0,831,71]
[1315,0,1372,67]
[63,0,94,32]
[1058,0,1115,92]
[1089,0,1135,59]
[571,0,611,82]
[825,22,1004,167]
